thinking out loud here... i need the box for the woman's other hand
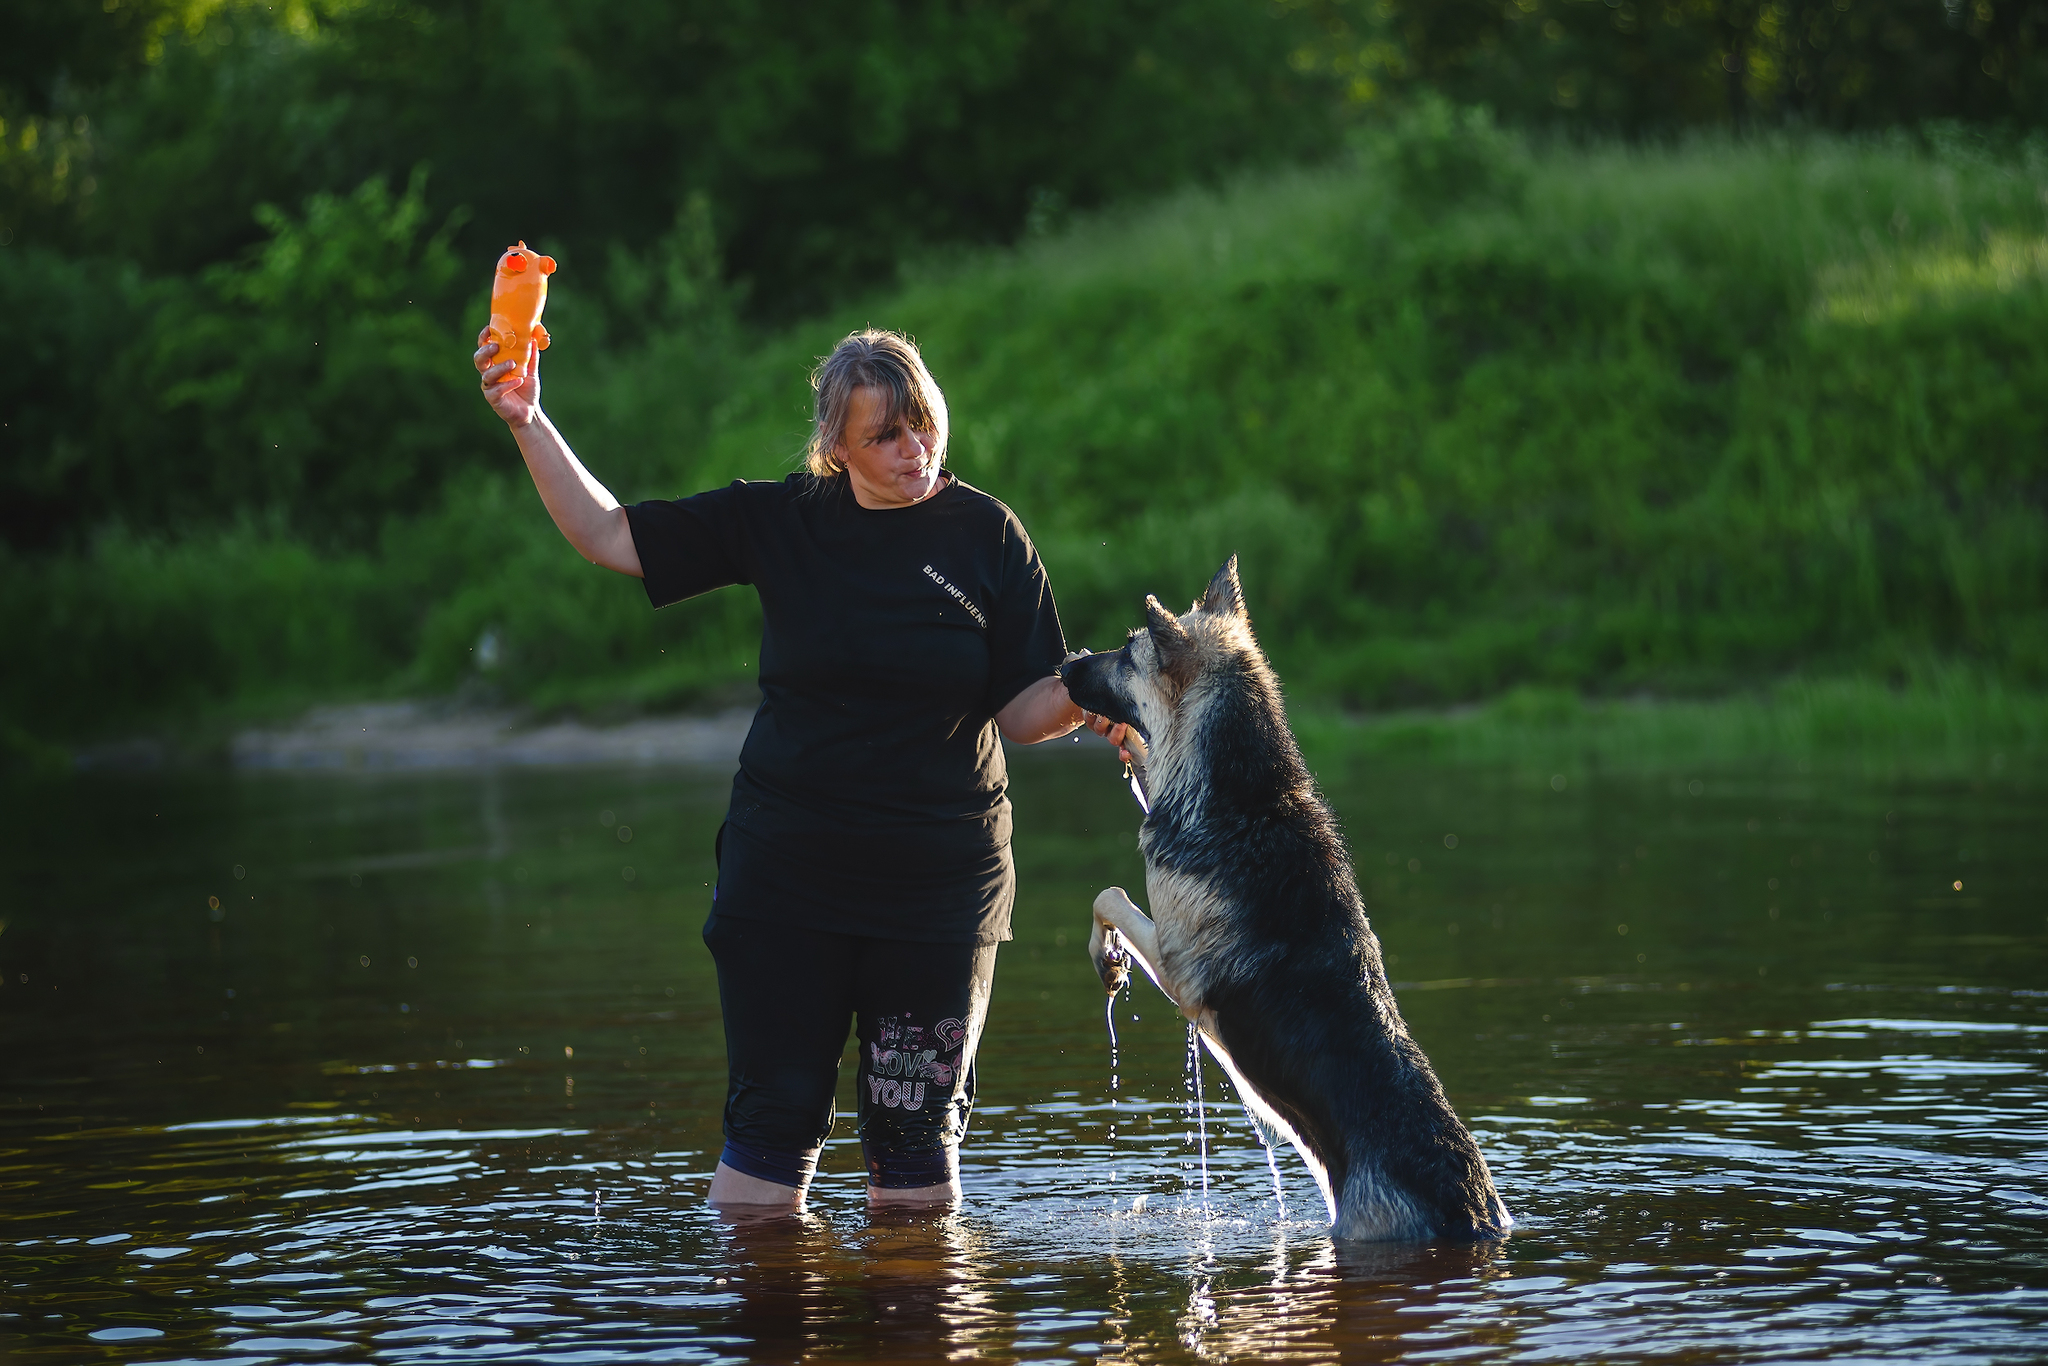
[996,675,1131,755]
[1082,712,1133,765]
[477,328,540,427]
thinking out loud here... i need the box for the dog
[1058,557,1511,1242]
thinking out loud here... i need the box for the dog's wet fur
[1059,558,1511,1243]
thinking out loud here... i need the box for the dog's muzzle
[1058,649,1145,738]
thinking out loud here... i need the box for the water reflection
[1,752,2044,1362]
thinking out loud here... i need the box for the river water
[2,742,2043,1363]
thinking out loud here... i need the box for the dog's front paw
[1088,918,1129,996]
[1093,886,1141,920]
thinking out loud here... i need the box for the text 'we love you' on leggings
[702,913,999,1190]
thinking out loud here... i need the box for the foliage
[794,127,2048,707]
[6,127,2045,739]
[3,0,238,114]
[149,168,492,544]
[0,520,402,725]
[0,246,148,547]
[1282,0,2048,130]
[0,167,492,548]
[8,0,1347,310]
[16,0,2048,319]
[3,0,1351,553]
[14,0,2048,559]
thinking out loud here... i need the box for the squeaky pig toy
[486,241,556,381]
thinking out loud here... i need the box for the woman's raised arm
[476,329,643,578]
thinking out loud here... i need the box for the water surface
[2,743,2043,1362]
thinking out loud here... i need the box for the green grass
[1292,673,2047,780]
[578,126,2048,707]
[6,125,2048,745]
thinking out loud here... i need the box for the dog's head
[1058,555,1258,744]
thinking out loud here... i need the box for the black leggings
[702,914,999,1190]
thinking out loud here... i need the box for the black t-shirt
[625,472,1067,943]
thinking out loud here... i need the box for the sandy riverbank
[232,702,756,771]
[74,702,755,773]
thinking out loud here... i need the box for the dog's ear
[1144,594,1193,679]
[1200,555,1245,619]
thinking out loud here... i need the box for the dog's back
[1063,557,1510,1242]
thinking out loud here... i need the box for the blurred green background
[5,0,2047,755]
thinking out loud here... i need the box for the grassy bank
[1292,673,2046,780]
[7,124,2048,739]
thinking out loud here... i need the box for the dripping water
[1105,993,1120,1126]
[1105,990,1122,1203]
[1246,1102,1288,1220]
[1186,1024,1210,1209]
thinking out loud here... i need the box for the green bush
[389,475,763,714]
[0,523,403,728]
[0,246,151,550]
[0,168,497,550]
[143,168,495,545]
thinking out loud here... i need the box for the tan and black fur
[1059,558,1511,1243]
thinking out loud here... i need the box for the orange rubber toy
[486,240,556,381]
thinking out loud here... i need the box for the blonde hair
[804,330,950,478]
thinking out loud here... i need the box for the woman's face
[836,385,943,509]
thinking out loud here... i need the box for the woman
[476,325,1124,1211]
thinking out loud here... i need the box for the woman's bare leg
[708,1160,805,1211]
[868,1175,962,1207]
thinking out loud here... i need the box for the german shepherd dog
[1058,558,1511,1243]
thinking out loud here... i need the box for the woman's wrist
[996,674,1087,745]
